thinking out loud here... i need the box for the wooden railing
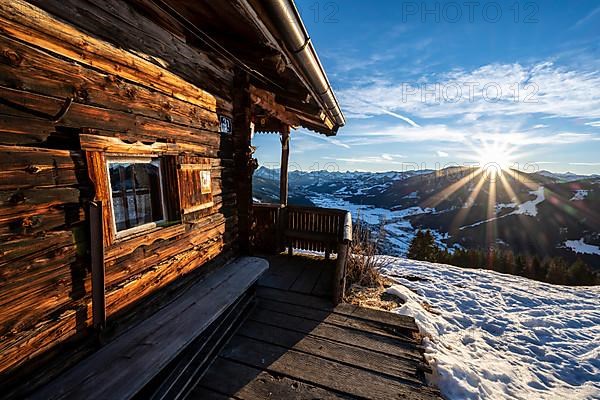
[252,203,352,303]
[252,203,284,253]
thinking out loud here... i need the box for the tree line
[407,230,600,286]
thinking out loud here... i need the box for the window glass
[108,159,164,233]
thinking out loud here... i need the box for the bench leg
[325,248,330,260]
[333,242,348,305]
[288,244,293,257]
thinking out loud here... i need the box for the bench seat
[33,257,268,400]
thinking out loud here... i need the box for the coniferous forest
[407,230,600,286]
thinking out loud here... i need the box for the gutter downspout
[261,0,346,130]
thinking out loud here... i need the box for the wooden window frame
[106,156,169,240]
[82,134,184,252]
[82,133,214,257]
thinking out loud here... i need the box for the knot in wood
[25,165,42,174]
[125,87,137,99]
[21,217,34,228]
[1,48,23,66]
[75,87,90,102]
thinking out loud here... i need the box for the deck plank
[197,358,350,399]
[334,303,421,332]
[257,286,419,332]
[237,320,423,382]
[258,298,418,343]
[289,263,324,294]
[258,285,335,308]
[187,386,233,400]
[258,260,304,291]
[249,307,425,363]
[220,335,440,400]
[311,261,334,297]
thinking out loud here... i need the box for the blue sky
[254,0,600,174]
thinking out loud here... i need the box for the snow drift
[380,257,600,400]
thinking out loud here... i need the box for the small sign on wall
[200,170,211,194]
[219,115,232,134]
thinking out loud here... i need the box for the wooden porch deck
[192,255,442,400]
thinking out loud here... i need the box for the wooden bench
[284,207,352,304]
[32,257,269,400]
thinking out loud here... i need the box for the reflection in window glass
[108,159,164,233]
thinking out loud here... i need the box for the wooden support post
[279,127,290,207]
[333,212,353,305]
[276,205,286,254]
[333,242,348,305]
[232,69,254,254]
[90,201,106,331]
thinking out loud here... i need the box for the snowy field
[309,194,450,255]
[381,257,600,400]
[564,238,600,256]
[461,186,545,230]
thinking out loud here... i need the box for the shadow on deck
[192,254,442,400]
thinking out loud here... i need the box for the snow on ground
[310,194,432,225]
[381,257,600,400]
[570,190,589,201]
[461,187,545,230]
[564,238,600,256]
[495,202,517,212]
[512,186,545,217]
[309,194,441,255]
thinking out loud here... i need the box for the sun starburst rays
[422,138,540,249]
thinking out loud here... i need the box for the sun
[475,142,514,175]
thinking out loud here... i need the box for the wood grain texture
[196,264,440,400]
[0,0,218,111]
[197,358,350,400]
[0,0,244,390]
[220,335,437,400]
[0,33,218,128]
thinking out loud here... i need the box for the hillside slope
[253,167,600,268]
[380,257,600,399]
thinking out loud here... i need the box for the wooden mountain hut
[0,1,441,399]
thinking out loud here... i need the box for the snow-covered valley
[253,167,600,269]
[381,257,600,399]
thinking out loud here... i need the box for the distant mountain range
[537,170,600,182]
[253,166,600,269]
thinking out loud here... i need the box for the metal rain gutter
[262,0,346,130]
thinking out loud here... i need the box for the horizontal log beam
[0,0,218,111]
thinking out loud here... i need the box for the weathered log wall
[0,0,244,391]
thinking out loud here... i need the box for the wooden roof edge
[241,0,345,135]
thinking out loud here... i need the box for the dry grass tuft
[345,218,404,309]
[346,283,402,311]
[346,218,388,288]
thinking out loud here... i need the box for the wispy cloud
[437,151,449,157]
[358,99,421,127]
[569,162,600,166]
[573,6,600,29]
[338,62,600,122]
[295,129,351,149]
[324,154,405,164]
[585,121,600,127]
[342,122,595,147]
